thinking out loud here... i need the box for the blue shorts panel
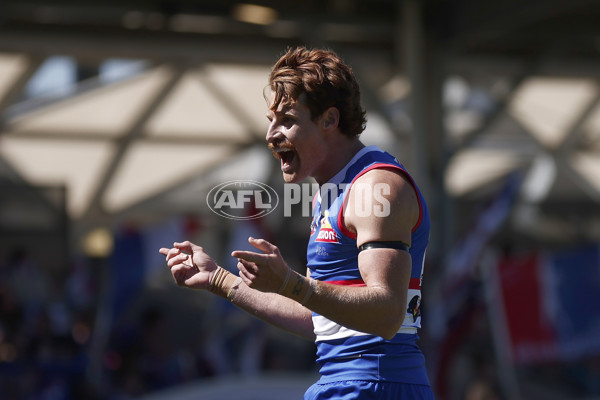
[303,380,434,400]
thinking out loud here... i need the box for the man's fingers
[238,260,260,287]
[173,241,190,251]
[231,250,266,265]
[231,238,279,262]
[174,240,203,250]
[238,267,253,286]
[159,247,182,261]
[167,253,195,270]
[237,259,258,274]
[248,237,278,254]
[170,264,190,286]
[167,253,187,268]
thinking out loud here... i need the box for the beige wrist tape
[208,267,238,299]
[208,267,227,293]
[227,276,243,302]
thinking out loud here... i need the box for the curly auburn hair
[268,47,367,138]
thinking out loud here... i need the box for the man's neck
[313,139,364,185]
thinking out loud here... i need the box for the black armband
[358,241,410,253]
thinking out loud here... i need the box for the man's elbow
[374,309,405,340]
[378,323,402,341]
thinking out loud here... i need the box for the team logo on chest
[315,211,339,243]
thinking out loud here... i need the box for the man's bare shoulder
[344,167,419,246]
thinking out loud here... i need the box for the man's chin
[281,171,303,184]
[281,173,296,183]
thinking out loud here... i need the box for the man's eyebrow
[276,105,294,114]
[267,108,297,119]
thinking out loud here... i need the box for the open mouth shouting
[269,142,297,173]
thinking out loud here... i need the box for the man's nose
[265,121,278,143]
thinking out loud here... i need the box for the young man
[160,47,434,399]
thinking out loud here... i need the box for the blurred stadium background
[1,0,600,399]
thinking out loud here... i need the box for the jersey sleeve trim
[337,163,424,240]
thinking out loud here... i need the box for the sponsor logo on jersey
[315,211,339,243]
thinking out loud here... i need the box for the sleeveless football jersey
[306,145,430,385]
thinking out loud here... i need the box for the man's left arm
[234,168,419,340]
[303,168,419,339]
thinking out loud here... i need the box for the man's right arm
[159,241,315,341]
[227,276,316,340]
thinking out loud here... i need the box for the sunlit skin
[160,93,420,340]
[157,46,435,399]
[266,93,364,185]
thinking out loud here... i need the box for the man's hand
[159,241,218,289]
[231,237,291,293]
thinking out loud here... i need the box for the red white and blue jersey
[307,146,430,385]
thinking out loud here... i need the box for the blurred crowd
[0,247,315,400]
[0,248,94,399]
[2,242,600,400]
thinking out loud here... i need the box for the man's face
[266,94,327,183]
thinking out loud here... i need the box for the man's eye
[282,117,294,128]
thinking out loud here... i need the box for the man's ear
[321,107,340,130]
